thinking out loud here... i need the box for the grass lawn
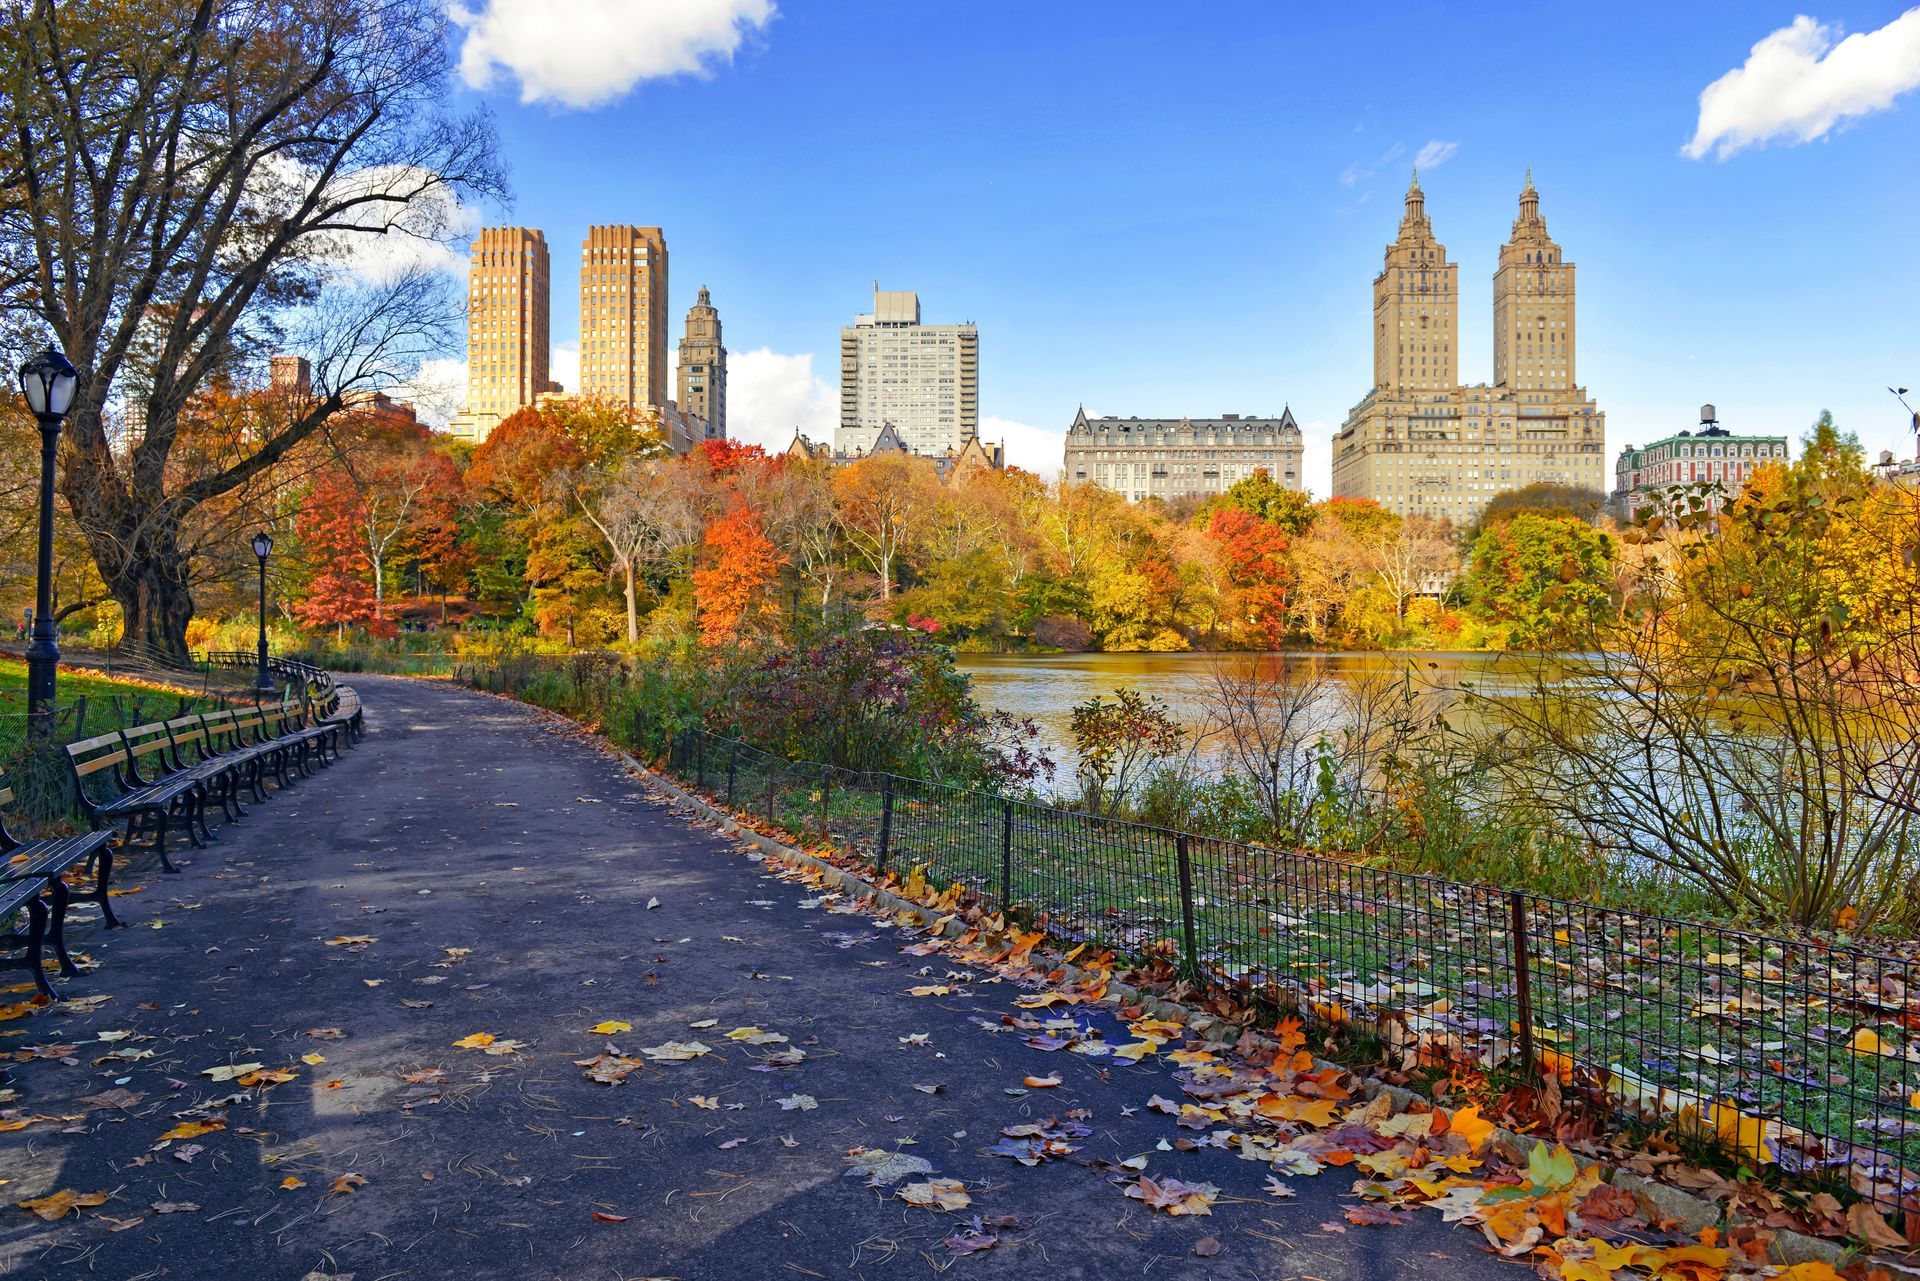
[0,656,210,758]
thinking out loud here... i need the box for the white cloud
[1300,418,1333,500]
[1684,8,1920,160]
[394,356,468,427]
[978,416,1066,480]
[1414,139,1460,170]
[727,347,836,452]
[451,0,776,110]
[549,342,580,396]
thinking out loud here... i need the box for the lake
[956,650,1533,790]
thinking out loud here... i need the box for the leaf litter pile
[637,784,1915,1278]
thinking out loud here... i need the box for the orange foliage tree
[692,504,783,647]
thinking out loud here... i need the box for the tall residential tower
[677,285,727,441]
[450,227,551,442]
[837,287,979,456]
[577,225,669,412]
[1333,173,1605,521]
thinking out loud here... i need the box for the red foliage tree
[293,468,392,638]
[696,438,771,478]
[1205,507,1293,644]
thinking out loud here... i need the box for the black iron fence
[635,716,1918,1226]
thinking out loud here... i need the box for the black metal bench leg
[220,774,245,822]
[248,759,269,803]
[153,804,186,866]
[45,880,77,978]
[189,790,214,844]
[21,898,55,1002]
[88,846,122,929]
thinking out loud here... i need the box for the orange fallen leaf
[17,1189,109,1221]
[327,1174,367,1197]
[1022,1075,1061,1088]
[279,1177,305,1191]
[452,1032,496,1049]
[591,1211,629,1223]
[1447,1104,1494,1151]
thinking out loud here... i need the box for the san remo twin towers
[1333,172,1605,520]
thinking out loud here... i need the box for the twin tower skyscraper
[449,225,727,450]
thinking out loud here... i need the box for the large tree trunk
[60,428,197,661]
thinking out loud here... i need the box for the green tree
[1465,513,1615,648]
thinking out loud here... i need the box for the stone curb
[614,750,1916,1276]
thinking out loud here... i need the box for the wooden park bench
[0,780,119,1001]
[66,727,211,872]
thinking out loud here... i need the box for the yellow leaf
[156,1119,224,1142]
[453,1032,496,1049]
[17,1189,110,1221]
[1910,1089,1920,1110]
[279,1176,305,1191]
[200,1062,265,1082]
[1847,1027,1887,1056]
[1710,1101,1777,1165]
[323,936,375,946]
[589,1021,632,1035]
[1774,1264,1847,1281]
[301,1053,327,1065]
[1111,1041,1156,1061]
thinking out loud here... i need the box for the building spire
[1516,167,1541,227]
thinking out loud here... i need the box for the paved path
[0,677,1516,1280]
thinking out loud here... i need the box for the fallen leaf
[280,1177,306,1191]
[590,1211,629,1223]
[777,1093,818,1111]
[640,1041,711,1062]
[328,1174,367,1197]
[156,1119,224,1142]
[1022,1074,1061,1088]
[1192,1236,1222,1257]
[18,1189,110,1221]
[301,1053,327,1066]
[898,1179,971,1211]
[1124,1175,1217,1216]
[845,1148,935,1186]
[1846,1201,1907,1250]
[200,1062,264,1081]
[324,936,375,946]
[589,1021,632,1035]
[452,1033,496,1050]
[687,1095,719,1110]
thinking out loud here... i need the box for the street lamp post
[252,532,274,696]
[16,346,78,739]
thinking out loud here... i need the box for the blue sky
[430,1,1920,490]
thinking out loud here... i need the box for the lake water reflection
[956,650,1535,791]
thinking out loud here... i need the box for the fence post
[726,743,738,808]
[1509,890,1538,1080]
[765,761,777,827]
[877,775,895,875]
[1000,801,1014,910]
[1175,835,1200,982]
[818,765,832,841]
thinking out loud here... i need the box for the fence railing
[624,714,1918,1227]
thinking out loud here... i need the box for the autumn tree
[0,0,503,656]
[692,504,782,648]
[548,397,669,644]
[325,416,460,618]
[833,454,935,604]
[1465,512,1615,648]
[292,468,385,638]
[1203,506,1293,645]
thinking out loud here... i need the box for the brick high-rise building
[1333,172,1605,521]
[450,227,551,443]
[677,284,726,441]
[578,224,668,413]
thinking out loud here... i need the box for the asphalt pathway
[0,676,1518,1280]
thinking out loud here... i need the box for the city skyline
[411,2,1920,488]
